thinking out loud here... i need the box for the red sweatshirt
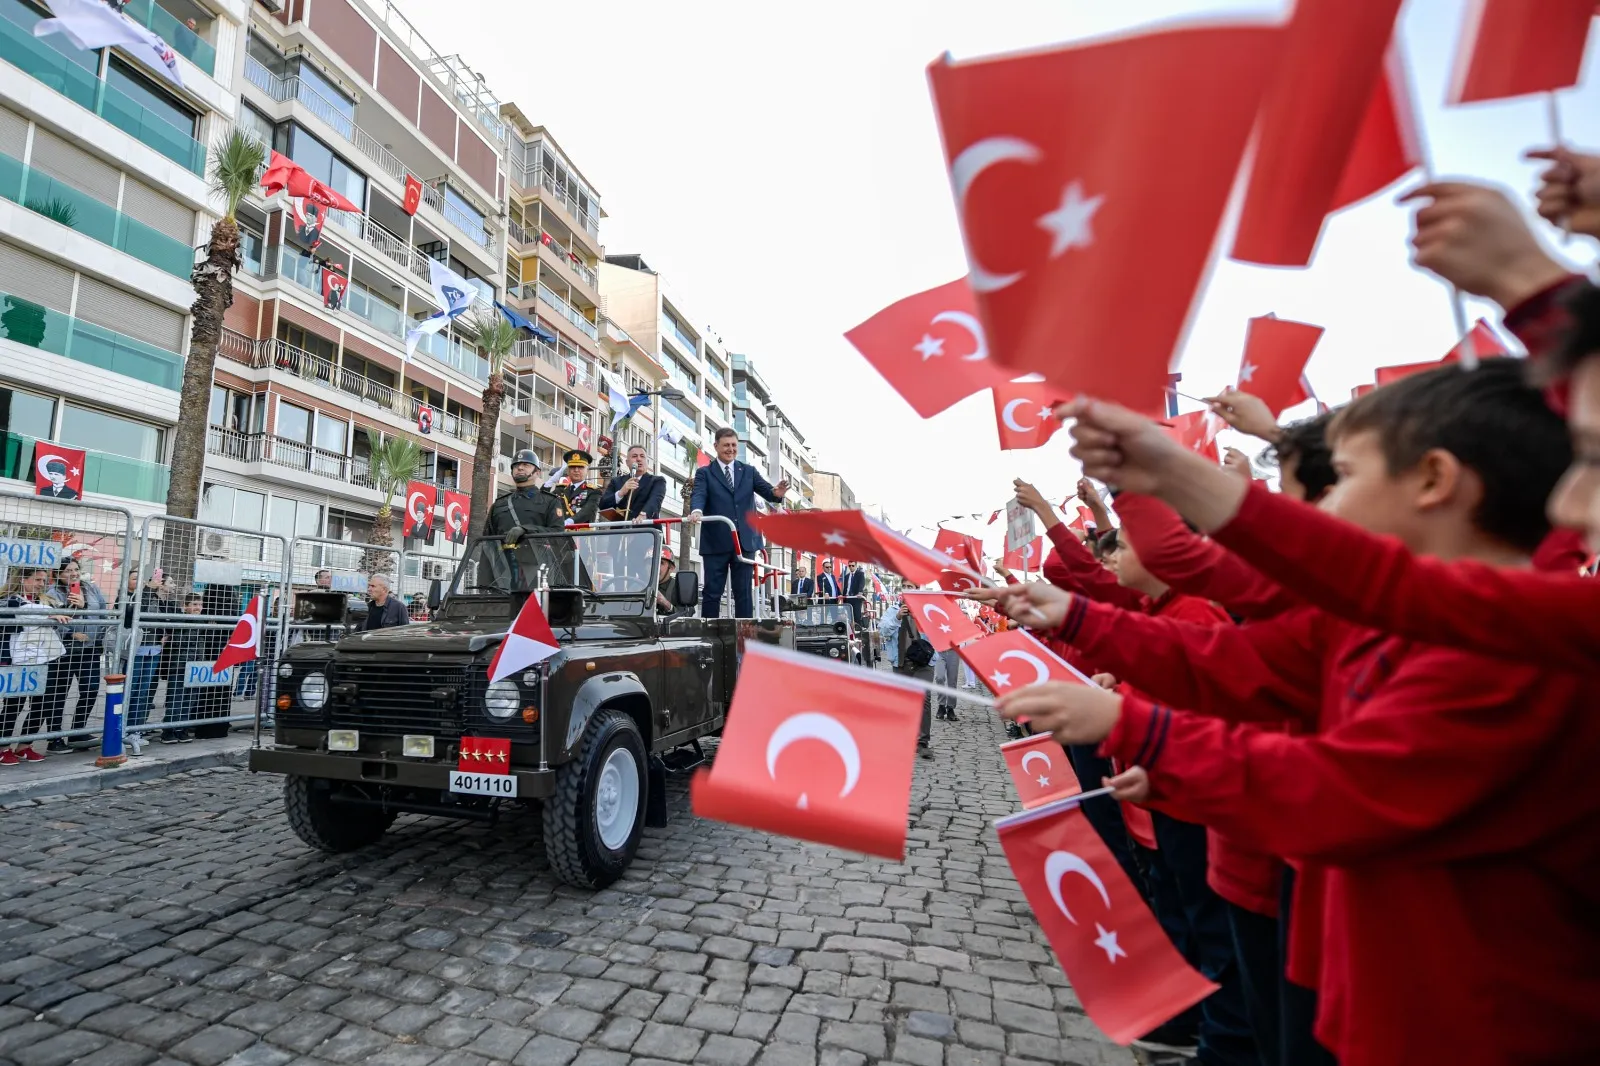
[1211,483,1599,671]
[1040,523,1148,612]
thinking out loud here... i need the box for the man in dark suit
[841,562,868,629]
[601,444,667,582]
[689,427,788,618]
[814,560,841,601]
[792,565,814,599]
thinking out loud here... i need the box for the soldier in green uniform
[486,449,562,542]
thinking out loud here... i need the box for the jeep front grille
[330,660,469,736]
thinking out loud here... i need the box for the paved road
[0,698,1135,1066]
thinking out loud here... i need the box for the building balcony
[0,290,183,390]
[218,332,481,447]
[0,0,205,174]
[510,336,598,393]
[0,149,194,278]
[660,315,700,362]
[2,430,167,502]
[527,282,598,342]
[121,0,215,77]
[206,426,464,496]
[514,165,600,242]
[507,218,600,291]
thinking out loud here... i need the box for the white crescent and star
[988,669,1011,689]
[939,570,978,592]
[1239,360,1257,384]
[446,500,465,532]
[929,310,988,362]
[228,610,259,653]
[950,137,1042,293]
[821,531,849,547]
[998,649,1052,686]
[1001,398,1038,434]
[1044,849,1112,924]
[766,711,861,810]
[1020,750,1051,778]
[408,491,427,522]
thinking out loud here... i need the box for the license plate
[448,770,519,798]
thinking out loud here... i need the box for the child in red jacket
[998,359,1597,1065]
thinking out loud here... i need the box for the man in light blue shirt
[877,597,901,669]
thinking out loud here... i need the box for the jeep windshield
[793,605,854,630]
[444,530,664,619]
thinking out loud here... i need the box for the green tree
[365,432,423,567]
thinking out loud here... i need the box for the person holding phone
[45,556,108,752]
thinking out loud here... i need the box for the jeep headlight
[484,680,520,719]
[299,671,328,710]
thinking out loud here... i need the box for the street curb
[0,744,251,804]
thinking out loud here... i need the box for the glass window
[443,185,485,229]
[230,393,252,432]
[238,103,275,151]
[106,58,196,139]
[292,59,354,123]
[267,496,296,539]
[246,34,286,77]
[240,227,264,275]
[267,497,320,539]
[208,386,226,427]
[296,502,321,537]
[200,483,233,525]
[59,404,161,463]
[0,387,55,440]
[232,488,265,530]
[313,412,346,453]
[276,400,310,444]
[284,124,364,214]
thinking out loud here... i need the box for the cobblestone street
[0,700,1134,1066]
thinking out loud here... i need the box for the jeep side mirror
[427,578,443,612]
[674,570,699,609]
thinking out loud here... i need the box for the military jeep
[249,527,792,887]
[791,603,863,664]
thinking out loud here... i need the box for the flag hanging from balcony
[442,490,470,544]
[417,404,434,435]
[321,263,348,311]
[403,175,423,216]
[293,198,325,251]
[405,260,480,363]
[34,0,183,89]
[403,481,437,541]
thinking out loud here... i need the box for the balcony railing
[244,56,492,249]
[535,283,598,340]
[121,0,215,76]
[2,431,167,502]
[217,333,481,446]
[534,168,600,238]
[660,316,701,362]
[511,337,597,392]
[0,291,183,390]
[0,0,205,174]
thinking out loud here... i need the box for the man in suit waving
[689,427,788,617]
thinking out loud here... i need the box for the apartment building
[599,314,666,496]
[811,470,858,512]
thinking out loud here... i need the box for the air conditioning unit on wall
[199,531,228,557]
[421,561,450,581]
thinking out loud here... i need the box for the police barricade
[397,547,461,621]
[284,534,404,641]
[0,489,134,753]
[124,515,290,751]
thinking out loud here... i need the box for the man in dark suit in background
[792,564,814,600]
[689,427,788,618]
[815,560,840,601]
[841,561,868,629]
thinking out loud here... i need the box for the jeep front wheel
[543,709,647,888]
[283,776,395,852]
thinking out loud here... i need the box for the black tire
[283,776,395,853]
[543,708,648,888]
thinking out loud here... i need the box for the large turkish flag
[933,528,984,572]
[992,381,1071,451]
[928,22,1282,413]
[999,801,1217,1043]
[690,644,926,858]
[1448,0,1596,104]
[845,279,1012,418]
[754,509,985,591]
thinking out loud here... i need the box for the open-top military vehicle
[250,523,792,887]
[790,602,863,664]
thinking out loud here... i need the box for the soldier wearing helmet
[485,448,561,545]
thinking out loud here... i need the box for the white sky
[397,0,1597,561]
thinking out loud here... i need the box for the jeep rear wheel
[284,776,395,853]
[544,709,648,888]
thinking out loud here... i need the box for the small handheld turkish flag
[488,593,561,684]
[1000,536,1043,574]
[928,22,1282,413]
[1001,733,1082,809]
[754,509,984,591]
[900,591,983,652]
[845,279,1011,418]
[1448,0,1596,104]
[959,628,1092,696]
[992,382,1070,451]
[213,596,263,674]
[998,800,1217,1043]
[1238,315,1325,417]
[691,643,926,858]
[1373,319,1509,386]
[1163,411,1221,464]
[933,528,984,572]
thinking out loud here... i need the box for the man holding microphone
[601,444,667,581]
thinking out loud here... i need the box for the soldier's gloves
[504,525,526,547]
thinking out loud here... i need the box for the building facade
[811,470,857,512]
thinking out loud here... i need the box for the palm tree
[365,433,423,569]
[167,131,267,530]
[681,441,700,567]
[465,312,519,539]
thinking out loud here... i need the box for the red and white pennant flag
[488,593,561,683]
[212,596,263,674]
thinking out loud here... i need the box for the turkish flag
[690,643,926,858]
[260,150,361,212]
[31,441,86,499]
[321,264,348,310]
[1229,0,1410,266]
[1162,411,1221,464]
[933,528,984,572]
[1238,315,1325,417]
[928,23,1282,413]
[442,489,471,544]
[1068,506,1094,534]
[1330,45,1421,213]
[487,592,560,683]
[695,449,711,470]
[212,596,263,674]
[1448,0,1596,104]
[1001,733,1082,809]
[960,628,1092,695]
[900,591,984,652]
[403,174,424,215]
[754,509,984,591]
[1001,536,1044,574]
[987,510,1001,525]
[1372,319,1509,387]
[998,802,1218,1044]
[403,480,437,540]
[993,381,1071,451]
[845,279,1011,418]
[457,736,510,774]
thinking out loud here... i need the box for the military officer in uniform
[549,449,602,526]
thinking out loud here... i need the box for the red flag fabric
[259,150,298,198]
[992,381,1071,450]
[1330,45,1421,212]
[900,591,984,651]
[754,509,984,590]
[321,264,348,310]
[31,441,86,499]
[997,802,1218,1043]
[442,489,470,545]
[987,510,1001,525]
[933,528,984,572]
[1001,733,1083,809]
[1372,319,1509,386]
[960,628,1092,695]
[1229,0,1408,266]
[695,450,711,469]
[487,592,560,683]
[260,149,361,212]
[928,23,1282,413]
[1162,411,1221,464]
[845,279,1012,418]
[403,480,437,540]
[212,596,263,674]
[1238,315,1326,417]
[691,643,926,858]
[1448,0,1596,104]
[403,174,424,215]
[1068,506,1095,534]
[1001,536,1044,573]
